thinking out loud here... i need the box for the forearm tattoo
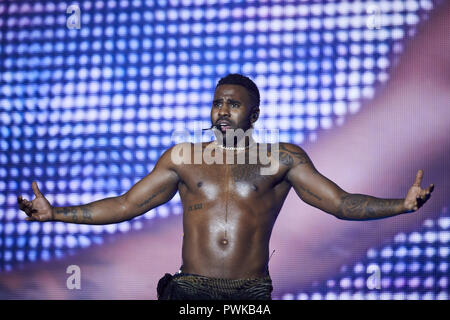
[338,194,405,220]
[81,205,93,222]
[55,204,94,223]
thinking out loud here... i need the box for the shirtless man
[17,74,434,300]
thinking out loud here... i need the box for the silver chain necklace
[213,140,256,151]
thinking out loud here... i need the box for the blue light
[439,246,449,258]
[4,251,12,262]
[42,235,51,248]
[40,250,50,261]
[5,237,14,248]
[0,1,441,299]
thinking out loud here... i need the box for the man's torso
[171,142,292,279]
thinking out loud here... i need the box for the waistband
[176,265,270,278]
[172,271,272,286]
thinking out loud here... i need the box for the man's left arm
[282,143,435,220]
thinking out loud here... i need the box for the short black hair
[216,73,260,109]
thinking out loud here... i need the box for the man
[17,74,434,300]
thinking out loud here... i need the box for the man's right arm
[21,146,181,225]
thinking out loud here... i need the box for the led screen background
[0,0,449,299]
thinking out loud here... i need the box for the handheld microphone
[202,124,217,131]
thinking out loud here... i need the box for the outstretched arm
[18,146,180,224]
[282,143,434,220]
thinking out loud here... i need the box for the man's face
[210,84,257,134]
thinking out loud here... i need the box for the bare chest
[177,162,286,200]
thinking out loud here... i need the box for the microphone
[202,124,217,131]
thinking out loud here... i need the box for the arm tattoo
[71,208,78,222]
[55,207,71,216]
[137,186,168,208]
[279,151,294,167]
[338,194,405,220]
[81,205,93,222]
[279,144,312,167]
[298,184,322,201]
[55,207,78,222]
[56,205,93,223]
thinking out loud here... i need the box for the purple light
[408,277,421,288]
[424,277,434,288]
[394,277,406,288]
[438,277,448,288]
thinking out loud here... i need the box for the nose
[218,104,230,117]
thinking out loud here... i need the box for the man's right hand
[17,181,53,222]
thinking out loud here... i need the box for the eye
[231,103,240,108]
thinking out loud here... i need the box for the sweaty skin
[175,143,292,279]
[17,84,432,280]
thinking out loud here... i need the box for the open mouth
[219,125,232,132]
[216,121,232,132]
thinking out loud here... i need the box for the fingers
[18,192,47,222]
[18,195,38,218]
[405,178,434,213]
[420,183,434,199]
[25,214,42,221]
[18,196,31,208]
[414,196,422,211]
[18,195,32,216]
[32,181,43,198]
[413,183,434,211]
[413,169,423,187]
[18,195,31,206]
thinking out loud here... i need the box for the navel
[220,238,229,246]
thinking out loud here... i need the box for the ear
[250,107,260,124]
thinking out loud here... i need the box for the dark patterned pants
[157,272,273,300]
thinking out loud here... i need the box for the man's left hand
[403,169,434,213]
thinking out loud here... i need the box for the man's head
[211,74,260,133]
